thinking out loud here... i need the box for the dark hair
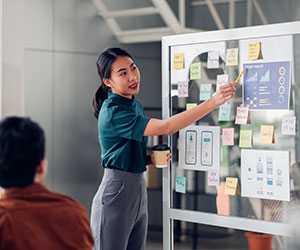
[92,47,133,119]
[0,117,45,188]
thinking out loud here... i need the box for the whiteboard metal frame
[162,21,300,250]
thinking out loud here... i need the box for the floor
[146,229,249,250]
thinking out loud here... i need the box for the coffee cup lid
[152,144,170,151]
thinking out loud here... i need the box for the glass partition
[169,34,299,223]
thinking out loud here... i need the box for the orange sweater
[0,183,94,250]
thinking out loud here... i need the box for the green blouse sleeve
[110,106,150,142]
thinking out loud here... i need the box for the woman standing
[91,47,238,250]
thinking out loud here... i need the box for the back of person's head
[92,47,133,119]
[0,117,45,188]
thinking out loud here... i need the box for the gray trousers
[90,168,148,250]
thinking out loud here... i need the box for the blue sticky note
[175,176,187,194]
[218,103,231,121]
[200,83,212,101]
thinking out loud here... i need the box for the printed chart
[243,61,291,110]
[241,149,290,201]
[178,126,220,171]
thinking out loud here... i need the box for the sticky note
[248,42,263,60]
[235,107,250,124]
[207,51,219,69]
[218,103,231,121]
[190,62,201,80]
[260,125,275,144]
[282,116,296,135]
[226,48,239,66]
[175,176,186,193]
[186,103,197,111]
[216,74,229,91]
[222,128,234,146]
[200,83,212,100]
[208,170,220,186]
[216,182,230,216]
[178,81,188,97]
[173,53,184,69]
[239,130,252,148]
[224,177,240,195]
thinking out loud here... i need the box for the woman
[91,47,238,250]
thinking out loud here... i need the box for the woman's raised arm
[144,82,238,136]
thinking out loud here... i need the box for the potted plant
[245,232,273,250]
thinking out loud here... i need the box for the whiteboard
[162,22,300,242]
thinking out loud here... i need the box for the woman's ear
[103,78,112,88]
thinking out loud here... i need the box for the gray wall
[2,0,24,117]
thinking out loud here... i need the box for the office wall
[2,0,24,117]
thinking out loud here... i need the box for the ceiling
[90,0,268,43]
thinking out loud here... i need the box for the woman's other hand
[151,148,172,166]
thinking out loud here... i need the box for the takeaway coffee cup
[152,144,170,168]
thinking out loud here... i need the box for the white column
[2,0,24,118]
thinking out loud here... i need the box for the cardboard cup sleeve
[152,144,170,168]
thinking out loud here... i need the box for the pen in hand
[235,67,246,82]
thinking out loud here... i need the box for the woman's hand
[212,82,239,107]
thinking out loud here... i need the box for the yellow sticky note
[260,125,275,144]
[186,103,197,111]
[226,48,239,66]
[248,42,263,60]
[190,62,201,80]
[173,53,184,69]
[224,177,240,195]
[239,130,252,148]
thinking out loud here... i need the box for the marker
[235,68,246,82]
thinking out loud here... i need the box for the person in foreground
[91,47,239,250]
[0,117,94,250]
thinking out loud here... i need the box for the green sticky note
[239,130,252,148]
[218,103,231,121]
[200,83,212,100]
[190,62,201,80]
[175,176,186,194]
[186,103,197,111]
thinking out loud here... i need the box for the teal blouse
[98,93,150,173]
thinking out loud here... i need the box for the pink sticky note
[178,81,189,97]
[235,107,250,124]
[222,128,234,146]
[208,170,220,186]
[216,74,229,91]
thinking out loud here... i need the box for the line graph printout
[243,61,291,110]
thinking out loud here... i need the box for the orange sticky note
[224,177,240,195]
[173,53,184,69]
[248,42,263,60]
[222,128,234,146]
[260,125,275,144]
